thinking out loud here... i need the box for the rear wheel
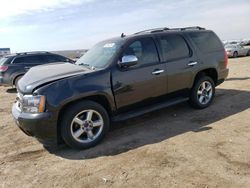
[189,76,215,109]
[233,51,238,58]
[61,100,110,149]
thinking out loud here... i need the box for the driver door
[111,37,167,112]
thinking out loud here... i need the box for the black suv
[12,27,229,149]
[0,52,74,86]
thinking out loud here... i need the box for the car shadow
[46,88,250,160]
[226,77,250,81]
[6,88,17,93]
[229,55,250,59]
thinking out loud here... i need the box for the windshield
[76,40,123,68]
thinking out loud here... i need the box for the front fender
[35,69,115,118]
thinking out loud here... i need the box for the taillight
[224,49,228,68]
[0,65,8,72]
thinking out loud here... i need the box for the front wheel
[61,100,110,149]
[189,76,215,109]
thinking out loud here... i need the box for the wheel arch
[193,68,218,87]
[12,74,24,85]
[56,94,113,142]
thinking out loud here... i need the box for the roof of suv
[103,26,211,44]
[123,26,212,39]
[5,51,52,58]
[133,26,206,35]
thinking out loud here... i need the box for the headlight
[22,95,46,113]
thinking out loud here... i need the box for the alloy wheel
[70,110,104,143]
[197,81,213,105]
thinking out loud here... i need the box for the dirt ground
[0,57,250,188]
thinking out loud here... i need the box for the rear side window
[189,32,223,53]
[13,55,46,64]
[123,37,159,66]
[45,55,67,63]
[158,35,190,61]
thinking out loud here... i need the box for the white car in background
[225,44,250,58]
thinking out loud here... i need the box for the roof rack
[134,27,169,34]
[16,51,51,56]
[170,26,205,31]
[134,26,205,34]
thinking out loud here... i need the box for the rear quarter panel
[185,32,227,82]
[2,64,26,85]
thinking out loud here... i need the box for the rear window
[45,55,67,63]
[158,35,190,61]
[189,32,223,53]
[0,57,9,65]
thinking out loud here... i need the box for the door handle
[187,61,198,66]
[24,66,31,70]
[152,69,164,75]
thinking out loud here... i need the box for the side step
[112,97,189,122]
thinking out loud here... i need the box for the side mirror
[119,55,138,68]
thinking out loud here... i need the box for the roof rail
[16,51,51,56]
[134,27,169,34]
[171,26,205,31]
[134,26,205,34]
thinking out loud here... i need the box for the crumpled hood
[18,62,93,94]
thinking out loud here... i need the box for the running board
[112,97,189,122]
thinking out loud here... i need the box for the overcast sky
[0,0,249,52]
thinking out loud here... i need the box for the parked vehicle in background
[225,44,250,58]
[0,52,74,86]
[0,48,11,57]
[223,40,241,46]
[12,26,229,149]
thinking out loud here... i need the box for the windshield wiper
[77,63,90,66]
[77,63,95,70]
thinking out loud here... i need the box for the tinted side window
[158,35,190,61]
[46,55,67,63]
[189,32,223,52]
[13,55,45,64]
[123,38,159,66]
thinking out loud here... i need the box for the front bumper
[12,102,58,145]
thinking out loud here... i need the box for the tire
[14,75,23,87]
[233,51,238,58]
[247,50,250,56]
[61,100,110,149]
[189,75,215,109]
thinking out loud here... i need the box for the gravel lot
[0,57,250,188]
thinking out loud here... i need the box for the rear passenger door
[13,55,46,72]
[237,45,248,56]
[156,34,198,93]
